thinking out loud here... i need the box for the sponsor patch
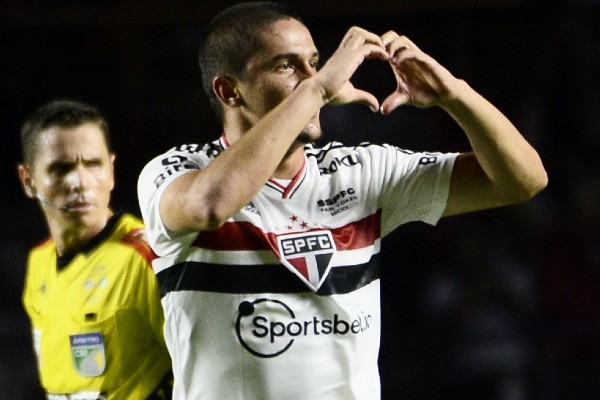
[236,298,374,358]
[70,332,106,377]
[276,230,336,291]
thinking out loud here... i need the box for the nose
[299,62,317,80]
[66,165,91,192]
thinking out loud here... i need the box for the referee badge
[276,230,336,291]
[70,332,106,377]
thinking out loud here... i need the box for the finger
[380,92,410,115]
[353,89,380,112]
[382,34,422,60]
[380,30,399,46]
[362,43,391,62]
[390,48,427,66]
[322,42,389,84]
[329,42,389,73]
[329,85,379,112]
[341,26,386,51]
[381,32,421,51]
[400,36,421,50]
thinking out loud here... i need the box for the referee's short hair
[20,99,111,167]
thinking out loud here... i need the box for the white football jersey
[138,135,457,400]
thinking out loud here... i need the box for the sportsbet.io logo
[235,298,373,358]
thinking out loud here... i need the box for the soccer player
[17,99,173,400]
[137,2,548,399]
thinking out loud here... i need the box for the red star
[300,222,308,229]
[290,215,298,222]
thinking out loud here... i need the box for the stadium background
[1,1,598,398]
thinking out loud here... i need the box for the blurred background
[1,0,599,398]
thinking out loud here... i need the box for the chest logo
[276,230,336,291]
[70,332,106,377]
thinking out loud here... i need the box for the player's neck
[272,144,305,180]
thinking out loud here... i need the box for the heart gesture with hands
[318,27,460,115]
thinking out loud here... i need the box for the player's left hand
[379,32,460,114]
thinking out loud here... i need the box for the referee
[17,99,173,400]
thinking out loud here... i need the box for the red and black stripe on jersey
[157,210,382,295]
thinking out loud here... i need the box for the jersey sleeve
[137,145,209,258]
[359,143,458,237]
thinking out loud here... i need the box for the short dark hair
[20,99,111,167]
[198,1,303,121]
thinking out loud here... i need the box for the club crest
[276,230,336,291]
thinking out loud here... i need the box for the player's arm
[441,84,547,216]
[160,80,326,233]
[160,27,389,233]
[379,32,548,216]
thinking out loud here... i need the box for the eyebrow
[271,51,320,62]
[46,156,103,170]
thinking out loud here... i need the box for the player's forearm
[168,78,327,232]
[442,80,548,201]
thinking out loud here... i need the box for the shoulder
[305,141,400,158]
[305,141,401,169]
[304,141,346,158]
[31,237,54,250]
[28,238,55,258]
[113,214,157,264]
[138,140,222,191]
[146,140,224,166]
[304,141,356,167]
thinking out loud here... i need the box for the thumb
[330,86,380,112]
[353,89,380,112]
[380,92,409,115]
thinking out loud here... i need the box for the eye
[84,159,103,169]
[278,62,294,71]
[48,162,73,176]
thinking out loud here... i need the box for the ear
[213,76,243,107]
[108,153,116,192]
[17,164,35,198]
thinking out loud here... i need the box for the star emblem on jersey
[276,230,336,291]
[285,214,313,231]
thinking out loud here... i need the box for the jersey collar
[56,211,122,270]
[220,132,308,199]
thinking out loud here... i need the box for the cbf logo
[69,332,105,377]
[276,230,336,291]
[236,298,373,358]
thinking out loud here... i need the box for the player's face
[24,123,115,231]
[237,18,322,142]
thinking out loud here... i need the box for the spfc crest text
[276,230,337,291]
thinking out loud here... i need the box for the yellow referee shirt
[23,213,171,400]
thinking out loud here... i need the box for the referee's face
[23,123,115,235]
